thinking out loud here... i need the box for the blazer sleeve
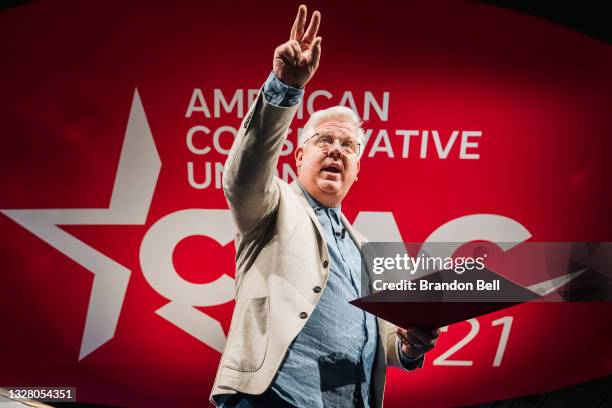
[222,88,299,235]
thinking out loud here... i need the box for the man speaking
[210,5,439,407]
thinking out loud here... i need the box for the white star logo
[1,89,216,360]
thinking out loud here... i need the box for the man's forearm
[222,83,300,234]
[223,2,320,235]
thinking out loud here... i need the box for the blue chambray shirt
[269,183,379,408]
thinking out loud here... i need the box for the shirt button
[313,286,322,293]
[323,260,329,268]
[299,312,308,319]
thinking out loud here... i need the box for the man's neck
[298,182,342,209]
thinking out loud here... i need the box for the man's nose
[326,140,344,159]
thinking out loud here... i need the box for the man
[210,5,439,407]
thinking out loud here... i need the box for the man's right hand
[273,5,322,89]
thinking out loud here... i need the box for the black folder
[350,266,541,331]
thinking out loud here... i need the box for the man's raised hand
[273,5,322,89]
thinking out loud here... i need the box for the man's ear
[355,159,360,181]
[294,146,304,173]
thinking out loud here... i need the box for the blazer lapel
[290,181,326,243]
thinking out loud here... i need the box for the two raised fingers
[290,4,321,45]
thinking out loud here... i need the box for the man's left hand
[396,326,441,359]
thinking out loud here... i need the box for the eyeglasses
[305,132,361,157]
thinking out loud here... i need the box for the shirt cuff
[263,71,304,107]
[397,338,425,370]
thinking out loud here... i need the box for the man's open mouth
[322,166,341,173]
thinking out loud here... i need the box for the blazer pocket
[222,296,270,372]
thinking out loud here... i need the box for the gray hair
[299,106,365,158]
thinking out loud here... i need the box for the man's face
[294,119,361,206]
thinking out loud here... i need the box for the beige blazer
[210,90,418,407]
